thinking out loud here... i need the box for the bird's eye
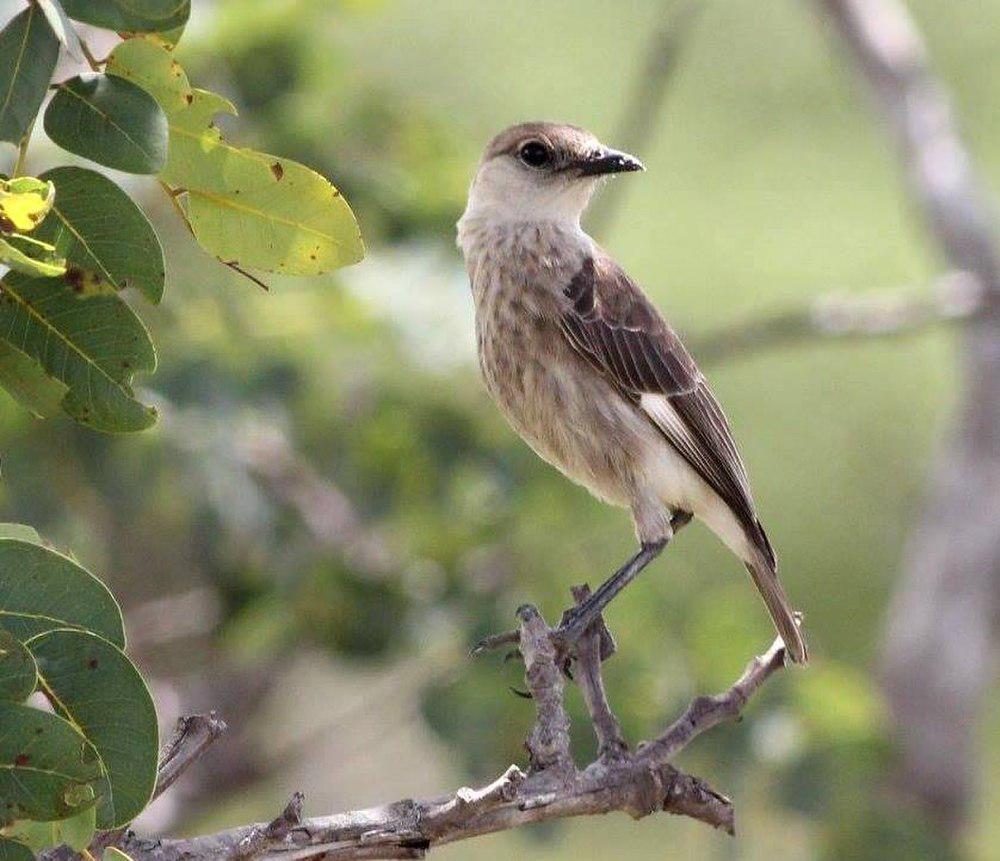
[518,141,552,169]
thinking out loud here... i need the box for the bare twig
[153,713,230,800]
[817,0,1000,832]
[571,584,626,762]
[78,39,102,72]
[637,637,786,764]
[99,601,788,860]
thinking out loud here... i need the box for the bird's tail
[744,540,808,665]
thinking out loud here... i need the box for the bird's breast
[473,271,651,509]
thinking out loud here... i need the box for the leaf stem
[158,181,194,235]
[79,39,103,72]
[222,260,270,292]
[12,120,35,177]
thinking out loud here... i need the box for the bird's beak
[576,147,645,177]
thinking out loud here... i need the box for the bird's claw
[469,629,519,657]
[471,601,615,677]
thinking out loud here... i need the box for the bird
[456,122,807,665]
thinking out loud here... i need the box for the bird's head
[462,122,644,225]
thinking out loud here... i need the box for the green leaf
[0,538,125,647]
[0,338,70,419]
[0,525,41,544]
[0,700,102,824]
[36,0,84,62]
[29,630,159,829]
[0,273,157,432]
[0,837,34,861]
[0,234,66,278]
[0,628,36,701]
[58,0,190,34]
[0,177,56,233]
[44,75,168,175]
[0,6,60,145]
[108,37,364,275]
[35,167,165,303]
[106,849,136,861]
[2,791,96,852]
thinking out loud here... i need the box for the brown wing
[560,253,774,567]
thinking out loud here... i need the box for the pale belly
[475,301,749,551]
[476,296,654,510]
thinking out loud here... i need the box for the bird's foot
[471,592,615,679]
[469,628,520,658]
[553,595,616,665]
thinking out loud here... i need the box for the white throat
[457,158,598,252]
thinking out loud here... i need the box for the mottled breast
[466,222,650,507]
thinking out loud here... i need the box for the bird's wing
[560,253,773,565]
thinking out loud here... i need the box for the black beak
[576,148,645,177]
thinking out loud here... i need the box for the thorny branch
[91,594,790,860]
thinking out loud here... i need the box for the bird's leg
[471,511,692,661]
[552,540,666,649]
[554,511,692,653]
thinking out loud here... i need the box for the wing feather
[560,252,772,565]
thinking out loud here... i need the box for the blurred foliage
[179,0,470,240]
[0,0,998,858]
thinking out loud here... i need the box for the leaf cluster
[0,0,364,432]
[0,524,155,858]
[0,0,369,849]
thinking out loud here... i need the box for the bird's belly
[478,320,650,509]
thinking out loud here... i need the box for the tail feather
[744,555,808,665]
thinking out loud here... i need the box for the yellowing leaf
[107,37,364,275]
[0,177,55,233]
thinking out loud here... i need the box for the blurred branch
[817,0,1000,832]
[586,0,703,238]
[102,594,789,860]
[126,587,222,648]
[690,270,985,366]
[232,421,395,577]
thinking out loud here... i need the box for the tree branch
[689,270,984,367]
[101,592,791,860]
[151,713,230,802]
[817,0,1000,831]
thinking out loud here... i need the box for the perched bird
[457,122,807,664]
